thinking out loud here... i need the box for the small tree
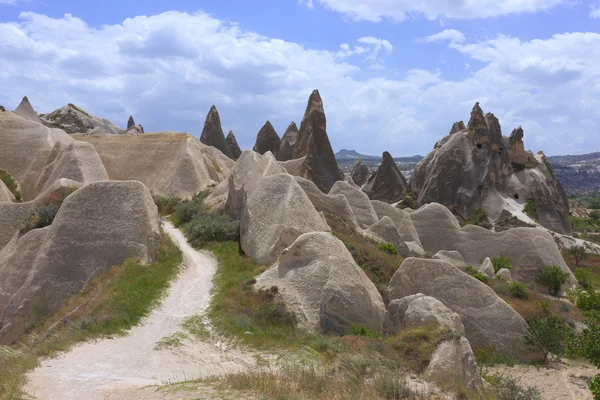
[537,266,570,296]
[492,255,513,273]
[509,282,529,300]
[567,316,600,399]
[525,315,570,363]
[567,245,587,267]
[590,210,600,224]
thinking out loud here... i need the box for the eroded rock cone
[363,152,407,203]
[0,106,5,112]
[277,122,299,161]
[350,159,370,186]
[14,96,39,122]
[253,121,281,156]
[127,115,135,130]
[294,90,343,193]
[226,130,242,160]
[200,105,234,159]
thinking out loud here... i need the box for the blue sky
[1,0,599,156]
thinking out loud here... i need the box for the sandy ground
[25,221,255,400]
[489,359,599,400]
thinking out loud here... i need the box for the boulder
[75,133,232,200]
[432,250,466,268]
[362,152,407,203]
[479,257,495,278]
[0,181,14,203]
[370,200,422,247]
[41,103,125,134]
[364,216,410,256]
[0,181,161,344]
[328,181,378,229]
[409,202,575,288]
[226,130,242,160]
[253,121,281,157]
[387,257,539,360]
[496,268,513,282]
[199,105,234,159]
[13,96,40,123]
[277,122,299,162]
[425,337,482,388]
[384,293,464,335]
[256,232,385,334]
[350,159,370,186]
[127,115,136,130]
[0,106,5,112]
[292,90,344,192]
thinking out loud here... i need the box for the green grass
[182,315,211,341]
[0,169,22,201]
[0,234,182,400]
[524,200,538,222]
[463,208,493,229]
[155,332,187,350]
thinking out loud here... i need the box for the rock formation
[127,115,135,130]
[292,90,344,193]
[253,121,281,157]
[256,232,385,334]
[425,337,482,388]
[41,103,125,135]
[0,181,160,344]
[0,181,14,203]
[0,106,5,112]
[412,103,571,234]
[350,159,370,186]
[126,115,144,134]
[362,152,407,203]
[199,105,234,159]
[14,96,40,122]
[226,130,242,160]
[277,122,299,162]
[75,133,233,199]
[328,181,378,229]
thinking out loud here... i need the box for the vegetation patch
[152,195,182,216]
[536,266,570,296]
[523,200,538,222]
[0,169,22,201]
[462,208,493,229]
[0,234,182,399]
[491,255,513,274]
[465,265,490,284]
[509,282,529,300]
[20,187,76,234]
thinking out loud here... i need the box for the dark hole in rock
[514,194,519,200]
[499,148,503,154]
[477,143,483,149]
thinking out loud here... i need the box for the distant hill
[335,149,423,163]
[547,152,600,194]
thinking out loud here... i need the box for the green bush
[524,200,538,221]
[492,255,513,273]
[465,265,490,284]
[185,214,239,249]
[464,208,493,229]
[0,169,22,201]
[396,196,418,210]
[21,187,76,234]
[495,377,541,400]
[590,374,600,400]
[574,267,594,289]
[152,196,182,216]
[350,324,381,339]
[536,265,570,296]
[378,243,397,255]
[509,282,529,300]
[577,289,600,312]
[525,315,571,363]
[173,190,211,225]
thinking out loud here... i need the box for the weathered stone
[253,121,281,157]
[13,96,40,123]
[496,268,513,282]
[350,159,370,186]
[364,216,410,256]
[199,105,234,159]
[0,106,5,112]
[329,180,378,229]
[425,337,482,388]
[479,257,495,278]
[41,103,125,134]
[432,250,466,269]
[362,152,407,203]
[277,122,299,162]
[127,115,135,130]
[226,131,242,160]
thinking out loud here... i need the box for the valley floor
[24,221,255,400]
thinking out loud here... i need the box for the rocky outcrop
[0,181,160,344]
[127,116,135,130]
[364,216,410,256]
[370,200,422,247]
[328,181,378,229]
[411,103,571,234]
[387,258,539,360]
[14,96,40,122]
[126,115,144,134]
[226,131,242,160]
[496,268,513,282]
[408,203,575,288]
[277,122,299,162]
[41,103,125,135]
[425,337,482,388]
[479,257,495,278]
[362,152,407,203]
[199,105,234,159]
[75,133,232,200]
[253,121,281,157]
[350,159,370,186]
[0,111,108,201]
[292,90,343,193]
[256,232,385,334]
[0,181,14,203]
[432,250,466,268]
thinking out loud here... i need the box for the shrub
[350,324,381,339]
[509,282,529,300]
[378,243,397,255]
[525,315,571,363]
[576,289,600,312]
[567,315,600,398]
[185,214,239,249]
[590,374,600,400]
[495,377,541,400]
[20,187,76,233]
[492,255,513,273]
[565,287,582,304]
[523,200,538,221]
[396,196,418,210]
[536,265,570,296]
[567,246,587,267]
[173,190,211,225]
[152,196,181,216]
[0,169,22,201]
[574,267,593,289]
[464,208,493,229]
[465,265,490,284]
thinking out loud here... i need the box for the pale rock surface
[0,181,14,202]
[432,250,466,268]
[387,257,539,360]
[13,96,40,122]
[496,268,513,282]
[364,216,410,256]
[75,133,232,199]
[370,200,422,247]
[425,337,483,388]
[0,181,160,345]
[328,180,378,229]
[479,257,495,278]
[256,232,385,334]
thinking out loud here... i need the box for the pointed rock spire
[226,130,242,160]
[449,121,465,135]
[467,102,488,142]
[199,105,234,159]
[253,121,281,156]
[362,152,407,203]
[351,159,370,187]
[294,90,343,192]
[14,96,40,122]
[0,106,5,112]
[127,115,135,130]
[277,122,299,161]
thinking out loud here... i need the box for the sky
[0,0,599,156]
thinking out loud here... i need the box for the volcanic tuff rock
[256,232,385,334]
[479,257,495,278]
[126,115,144,134]
[127,115,136,130]
[364,216,410,256]
[277,122,299,162]
[408,203,576,289]
[74,133,232,199]
[432,250,466,268]
[13,96,40,122]
[328,180,378,229]
[0,111,108,201]
[41,103,125,135]
[199,105,234,159]
[425,337,482,388]
[411,103,571,234]
[0,181,160,345]
[292,90,344,192]
[387,258,538,360]
[0,106,5,112]
[362,152,408,203]
[350,159,371,186]
[0,181,14,203]
[226,130,242,160]
[253,121,281,157]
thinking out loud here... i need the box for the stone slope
[41,103,125,135]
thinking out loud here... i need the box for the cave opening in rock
[476,143,482,149]
[514,194,519,200]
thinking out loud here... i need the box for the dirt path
[25,221,255,400]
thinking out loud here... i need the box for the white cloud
[0,11,599,157]
[299,0,315,9]
[420,29,466,44]
[303,0,566,21]
[0,0,18,4]
[591,5,600,18]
